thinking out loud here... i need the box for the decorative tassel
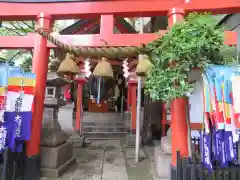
[57,53,79,75]
[93,57,114,78]
[136,54,153,77]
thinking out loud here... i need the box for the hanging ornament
[57,53,79,76]
[92,57,114,78]
[84,58,92,78]
[122,59,129,78]
[135,54,153,77]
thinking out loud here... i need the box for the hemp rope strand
[35,28,150,59]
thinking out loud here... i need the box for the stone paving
[40,140,156,180]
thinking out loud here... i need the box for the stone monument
[40,70,76,178]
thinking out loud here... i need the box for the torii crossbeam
[0,0,240,20]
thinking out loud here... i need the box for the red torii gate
[0,0,238,179]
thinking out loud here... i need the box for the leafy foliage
[144,13,233,103]
[0,20,71,71]
[0,21,35,69]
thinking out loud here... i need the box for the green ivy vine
[144,13,233,103]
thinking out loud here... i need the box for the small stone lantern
[40,71,75,178]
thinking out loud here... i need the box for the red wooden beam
[0,0,178,20]
[0,0,240,20]
[0,32,162,49]
[0,30,235,49]
[100,15,114,35]
[184,0,240,14]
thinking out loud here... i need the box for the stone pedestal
[154,144,171,179]
[40,72,75,178]
[161,127,172,154]
[40,142,75,178]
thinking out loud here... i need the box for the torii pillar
[168,7,189,180]
[25,13,53,180]
[126,72,138,146]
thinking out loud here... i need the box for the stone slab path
[40,140,156,180]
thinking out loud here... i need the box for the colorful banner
[202,64,240,168]
[0,66,36,153]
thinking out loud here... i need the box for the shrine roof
[60,18,136,35]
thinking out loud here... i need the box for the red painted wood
[26,13,52,157]
[127,85,131,111]
[184,0,240,14]
[0,0,178,20]
[75,83,83,132]
[1,0,240,20]
[100,15,114,35]
[171,98,189,165]
[168,8,188,166]
[129,81,137,132]
[0,30,236,49]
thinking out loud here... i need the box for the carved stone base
[41,128,68,147]
[40,141,75,177]
[125,134,142,147]
[40,157,76,178]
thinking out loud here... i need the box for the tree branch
[8,21,25,35]
[14,21,31,34]
[1,25,23,35]
[20,21,34,30]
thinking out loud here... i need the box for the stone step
[82,121,125,126]
[83,112,123,122]
[83,132,128,140]
[83,126,126,133]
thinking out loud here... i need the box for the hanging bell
[57,53,79,75]
[135,54,153,77]
[92,57,114,78]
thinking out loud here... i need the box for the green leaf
[144,13,227,103]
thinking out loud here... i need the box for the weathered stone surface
[82,112,127,139]
[40,141,73,169]
[40,157,75,178]
[69,133,85,148]
[125,134,142,147]
[102,164,128,180]
[40,139,162,180]
[41,128,68,147]
[167,128,172,137]
[42,107,61,129]
[75,164,102,180]
[126,159,153,180]
[161,136,172,155]
[154,150,171,178]
[58,104,75,134]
